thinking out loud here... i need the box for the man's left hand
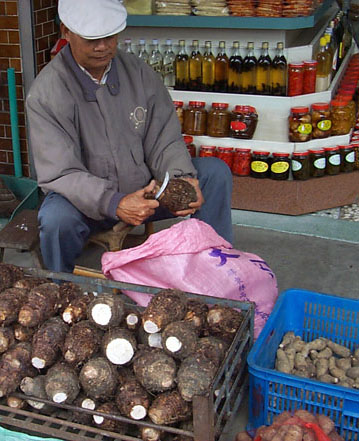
[173,177,204,217]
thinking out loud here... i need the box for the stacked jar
[288,106,312,142]
[229,106,258,140]
[330,99,352,136]
[207,103,230,137]
[311,102,332,139]
[183,101,207,135]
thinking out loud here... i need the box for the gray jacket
[26,44,196,220]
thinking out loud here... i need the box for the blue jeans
[38,157,233,272]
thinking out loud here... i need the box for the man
[26,0,233,273]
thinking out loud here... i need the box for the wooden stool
[0,209,43,268]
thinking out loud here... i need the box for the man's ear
[60,23,70,41]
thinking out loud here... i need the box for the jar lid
[292,151,309,156]
[289,62,304,67]
[311,102,330,110]
[330,99,347,106]
[291,106,309,113]
[189,101,206,107]
[335,94,352,102]
[308,148,325,153]
[235,148,251,153]
[324,146,339,152]
[272,152,290,157]
[217,146,233,151]
[234,105,257,113]
[303,60,318,66]
[253,150,270,155]
[338,144,353,149]
[183,135,193,144]
[200,145,216,150]
[173,100,184,106]
[212,102,229,109]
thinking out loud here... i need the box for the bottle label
[271,161,289,173]
[297,123,312,135]
[313,158,326,169]
[251,161,269,173]
[230,121,247,132]
[163,62,174,75]
[332,48,338,71]
[328,153,340,166]
[291,160,302,172]
[317,120,332,131]
[345,151,355,163]
[151,62,162,73]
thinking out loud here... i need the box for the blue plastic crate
[247,289,359,441]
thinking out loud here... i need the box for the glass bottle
[175,39,189,90]
[315,36,331,92]
[124,38,134,54]
[214,41,229,93]
[189,40,202,91]
[328,20,339,77]
[149,39,163,76]
[256,42,271,95]
[242,42,257,94]
[202,41,215,92]
[271,42,287,96]
[228,41,242,94]
[138,39,149,64]
[324,32,334,76]
[163,39,176,88]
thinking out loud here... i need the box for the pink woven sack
[102,219,278,338]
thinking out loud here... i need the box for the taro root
[57,281,83,313]
[72,393,97,425]
[0,287,28,326]
[146,178,197,212]
[115,374,150,420]
[102,327,137,365]
[79,356,118,401]
[45,362,80,404]
[123,307,141,332]
[133,347,177,393]
[206,304,244,342]
[31,316,69,369]
[0,326,15,353]
[184,298,209,334]
[13,323,35,342]
[62,292,94,325]
[177,353,218,402]
[142,289,187,334]
[87,293,125,330]
[13,277,49,290]
[137,326,163,349]
[140,424,163,441]
[195,336,229,367]
[20,375,53,412]
[148,390,192,425]
[18,283,60,327]
[162,321,198,360]
[63,320,102,366]
[0,342,35,398]
[0,263,23,292]
[7,395,27,409]
[93,401,127,433]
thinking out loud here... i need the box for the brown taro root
[115,374,150,420]
[45,362,80,404]
[195,336,229,367]
[142,289,187,334]
[13,323,35,342]
[183,298,209,334]
[0,342,35,397]
[0,287,28,326]
[63,320,102,366]
[0,263,24,291]
[206,304,244,342]
[102,327,137,365]
[79,356,118,401]
[162,321,198,360]
[93,401,127,433]
[20,375,53,412]
[148,390,192,425]
[13,277,49,290]
[140,424,163,441]
[57,281,83,313]
[0,326,15,353]
[62,292,94,325]
[177,353,218,402]
[72,393,97,425]
[87,293,125,330]
[123,307,141,331]
[133,347,177,393]
[137,326,163,349]
[18,282,60,327]
[7,395,27,409]
[31,316,69,369]
[146,178,197,212]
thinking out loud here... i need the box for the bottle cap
[311,102,330,111]
[253,151,270,156]
[173,100,184,106]
[308,148,325,154]
[189,101,206,107]
[292,151,309,156]
[272,152,290,157]
[212,102,229,109]
[235,148,251,153]
[330,99,347,107]
[183,135,194,144]
[291,106,309,113]
[324,146,339,152]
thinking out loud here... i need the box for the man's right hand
[116,180,159,226]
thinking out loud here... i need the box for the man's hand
[116,180,159,226]
[173,177,204,217]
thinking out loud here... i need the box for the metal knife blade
[155,171,170,200]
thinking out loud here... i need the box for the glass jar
[311,102,332,138]
[352,143,359,170]
[309,148,326,177]
[250,151,270,178]
[303,60,317,94]
[173,100,184,132]
[207,103,230,137]
[339,145,355,173]
[199,145,216,157]
[232,148,251,176]
[335,94,356,127]
[183,101,207,135]
[288,106,312,142]
[288,62,304,96]
[216,146,234,169]
[291,151,310,180]
[229,105,258,139]
[330,99,352,135]
[270,152,290,180]
[324,147,341,175]
[183,135,196,158]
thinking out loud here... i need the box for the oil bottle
[228,41,242,94]
[271,42,287,96]
[163,39,176,88]
[256,41,271,95]
[242,42,257,94]
[137,39,149,64]
[175,39,189,90]
[149,39,163,76]
[189,40,202,91]
[202,40,215,92]
[315,36,331,92]
[214,41,229,93]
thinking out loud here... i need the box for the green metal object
[7,68,22,178]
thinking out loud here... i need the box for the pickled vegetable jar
[183,135,196,158]
[339,144,355,173]
[250,151,270,178]
[330,99,352,135]
[183,101,207,135]
[303,60,317,94]
[288,62,304,96]
[199,145,216,157]
[232,148,251,176]
[288,106,312,142]
[324,147,341,175]
[216,146,234,169]
[311,102,332,139]
[229,105,258,140]
[207,103,230,137]
[309,148,326,177]
[291,151,310,180]
[173,100,184,132]
[270,152,290,180]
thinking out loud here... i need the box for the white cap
[58,0,127,40]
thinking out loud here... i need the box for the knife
[155,171,170,200]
